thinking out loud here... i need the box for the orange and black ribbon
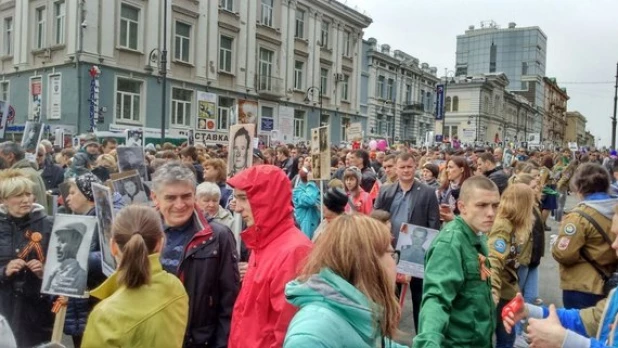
[18,230,45,263]
[478,254,492,281]
[51,297,68,313]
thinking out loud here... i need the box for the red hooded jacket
[227,165,312,348]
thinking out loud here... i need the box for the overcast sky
[345,0,617,148]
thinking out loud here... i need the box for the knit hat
[422,163,440,179]
[323,188,348,214]
[343,166,362,182]
[75,172,102,202]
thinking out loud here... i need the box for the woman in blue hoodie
[284,214,407,348]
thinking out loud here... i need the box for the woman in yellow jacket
[82,205,189,348]
[487,183,537,348]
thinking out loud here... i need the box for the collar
[396,179,416,193]
[90,254,163,300]
[583,192,613,201]
[163,217,194,233]
[484,166,499,176]
[455,216,481,245]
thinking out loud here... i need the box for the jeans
[563,290,604,309]
[555,190,568,222]
[495,298,516,348]
[517,265,540,303]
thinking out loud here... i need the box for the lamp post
[304,86,323,126]
[612,62,618,149]
[159,0,168,143]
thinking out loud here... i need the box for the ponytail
[116,233,151,289]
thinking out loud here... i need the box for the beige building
[565,111,587,145]
[542,77,569,147]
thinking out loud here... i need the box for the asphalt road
[396,194,577,345]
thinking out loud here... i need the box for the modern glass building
[455,22,547,133]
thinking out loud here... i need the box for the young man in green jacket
[413,176,501,348]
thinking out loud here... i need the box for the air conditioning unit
[335,73,344,81]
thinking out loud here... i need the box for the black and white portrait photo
[92,183,116,276]
[112,172,149,206]
[227,124,255,177]
[117,146,149,181]
[41,215,96,298]
[395,223,438,279]
[21,121,44,153]
[319,127,329,152]
[126,129,144,147]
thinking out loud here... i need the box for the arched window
[452,96,459,112]
[445,96,451,112]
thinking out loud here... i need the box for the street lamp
[304,86,323,126]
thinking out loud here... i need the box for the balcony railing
[402,102,425,114]
[255,75,284,96]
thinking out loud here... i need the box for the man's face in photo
[412,229,427,246]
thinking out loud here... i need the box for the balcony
[255,75,284,97]
[402,102,425,115]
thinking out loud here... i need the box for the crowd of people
[0,133,618,347]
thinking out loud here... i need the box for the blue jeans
[495,299,516,348]
[517,265,540,303]
[563,290,604,309]
[555,190,568,222]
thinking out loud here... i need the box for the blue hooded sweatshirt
[284,268,407,348]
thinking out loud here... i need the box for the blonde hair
[496,183,535,243]
[97,154,117,171]
[0,169,34,200]
[298,214,400,338]
[327,178,344,190]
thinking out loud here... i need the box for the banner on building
[48,74,62,120]
[527,133,541,146]
[462,128,476,142]
[88,66,101,131]
[435,84,444,121]
[279,106,294,142]
[237,100,258,126]
[196,92,217,131]
[54,128,64,147]
[0,101,8,140]
[346,122,363,141]
[30,77,43,121]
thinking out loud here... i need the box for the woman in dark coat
[0,170,54,347]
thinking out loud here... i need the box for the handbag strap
[570,209,612,280]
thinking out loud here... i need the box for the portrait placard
[110,171,149,206]
[92,183,116,276]
[116,146,149,182]
[41,215,97,298]
[22,121,44,153]
[227,124,255,177]
[126,129,144,147]
[395,223,439,279]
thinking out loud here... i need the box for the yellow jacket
[487,218,531,302]
[82,254,189,348]
[552,203,618,295]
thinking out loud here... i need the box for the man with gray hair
[152,162,239,347]
[0,142,48,210]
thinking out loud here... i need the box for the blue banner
[261,118,274,132]
[435,84,444,120]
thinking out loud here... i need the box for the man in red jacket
[227,165,312,348]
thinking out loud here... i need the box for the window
[119,4,139,50]
[220,0,233,11]
[452,96,459,112]
[445,125,459,139]
[0,81,9,103]
[320,113,329,127]
[343,31,351,57]
[258,48,274,90]
[522,62,528,75]
[174,22,191,63]
[320,68,328,97]
[294,61,303,90]
[35,7,46,49]
[116,78,142,122]
[405,84,412,104]
[4,18,12,55]
[260,105,274,131]
[386,78,394,100]
[320,21,329,48]
[341,74,349,101]
[293,110,305,139]
[219,35,233,72]
[54,1,65,45]
[376,114,385,135]
[218,97,234,131]
[171,88,192,127]
[445,96,451,112]
[377,76,384,99]
[260,0,273,27]
[295,10,305,39]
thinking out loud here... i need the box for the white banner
[346,122,362,141]
[29,76,42,121]
[279,106,294,142]
[48,74,62,120]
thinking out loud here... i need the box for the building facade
[0,0,371,145]
[542,77,568,148]
[565,111,587,145]
[443,73,536,144]
[362,38,439,145]
[455,21,547,134]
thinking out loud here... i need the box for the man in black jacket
[36,145,64,195]
[477,152,509,195]
[152,162,239,348]
[374,152,440,333]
